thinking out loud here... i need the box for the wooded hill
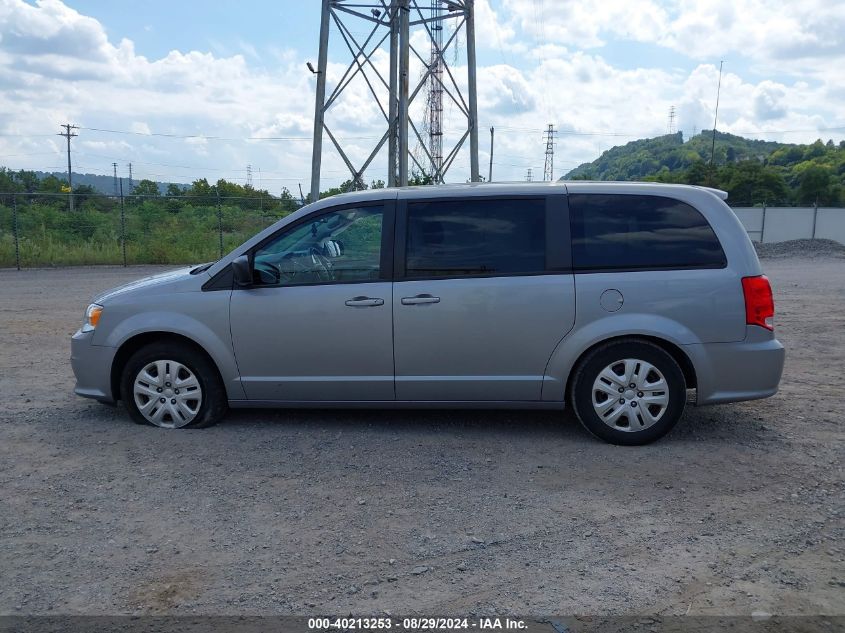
[563,131,845,207]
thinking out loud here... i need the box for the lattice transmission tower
[309,0,480,201]
[427,0,444,182]
[543,123,556,181]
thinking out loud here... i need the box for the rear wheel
[571,339,686,445]
[120,342,227,429]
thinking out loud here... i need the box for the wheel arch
[110,331,227,403]
[562,334,697,404]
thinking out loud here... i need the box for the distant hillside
[564,131,789,181]
[563,131,845,206]
[33,171,185,195]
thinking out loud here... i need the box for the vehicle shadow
[212,398,782,446]
[77,394,783,446]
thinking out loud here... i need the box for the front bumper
[686,326,785,406]
[71,330,118,403]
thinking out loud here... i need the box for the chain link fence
[0,192,297,269]
[3,192,845,270]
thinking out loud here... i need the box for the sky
[0,0,843,192]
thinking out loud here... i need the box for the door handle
[401,294,441,305]
[345,296,384,307]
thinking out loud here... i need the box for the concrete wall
[731,207,845,245]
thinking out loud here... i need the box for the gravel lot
[0,255,842,617]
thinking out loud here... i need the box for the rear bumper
[686,327,785,406]
[71,330,117,403]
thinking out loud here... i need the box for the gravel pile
[755,238,845,259]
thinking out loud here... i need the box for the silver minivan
[71,182,784,445]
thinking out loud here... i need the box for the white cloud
[130,122,152,135]
[0,0,842,188]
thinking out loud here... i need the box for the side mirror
[231,254,253,287]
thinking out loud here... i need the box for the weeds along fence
[4,193,845,270]
[0,192,296,269]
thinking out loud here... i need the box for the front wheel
[570,340,686,445]
[120,342,227,429]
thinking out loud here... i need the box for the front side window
[570,194,726,270]
[404,198,545,278]
[253,205,383,286]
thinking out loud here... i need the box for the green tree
[718,161,788,205]
[187,178,214,199]
[16,170,39,193]
[797,165,833,205]
[72,184,98,207]
[38,174,66,194]
[132,179,160,197]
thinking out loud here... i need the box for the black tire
[120,341,227,429]
[570,339,686,445]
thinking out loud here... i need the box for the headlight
[82,303,103,332]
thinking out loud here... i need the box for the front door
[229,202,395,401]
[392,195,576,401]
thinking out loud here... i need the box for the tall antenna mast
[668,105,676,134]
[709,60,724,178]
[113,162,119,197]
[525,167,533,182]
[427,0,444,181]
[246,164,253,187]
[543,123,556,181]
[309,0,479,200]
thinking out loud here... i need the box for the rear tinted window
[570,194,726,270]
[405,198,545,277]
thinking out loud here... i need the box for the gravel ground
[755,238,845,259]
[0,259,842,617]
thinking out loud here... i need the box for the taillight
[742,275,774,331]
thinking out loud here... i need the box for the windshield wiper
[189,261,216,274]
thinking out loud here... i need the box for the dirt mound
[755,238,845,259]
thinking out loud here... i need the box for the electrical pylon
[309,0,479,201]
[543,124,556,181]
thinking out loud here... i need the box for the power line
[77,126,381,142]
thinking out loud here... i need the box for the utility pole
[310,1,479,197]
[112,162,119,197]
[58,124,78,211]
[543,124,556,181]
[488,126,494,183]
[709,60,724,181]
